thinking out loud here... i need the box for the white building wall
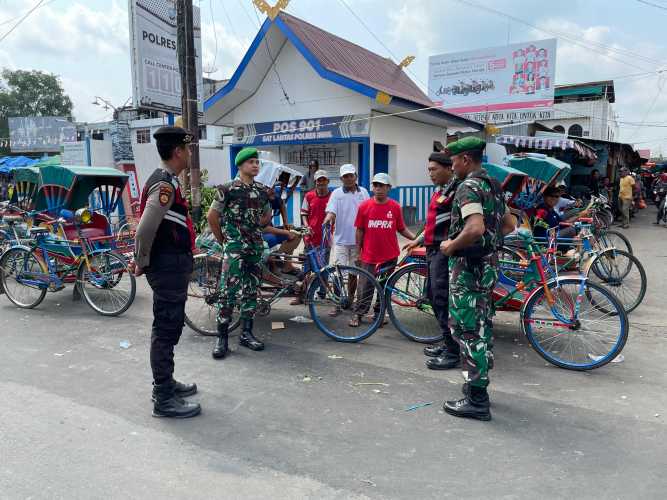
[89,139,114,167]
[542,99,615,140]
[131,143,231,189]
[227,41,371,125]
[370,114,445,187]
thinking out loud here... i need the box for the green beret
[235,147,259,166]
[445,136,486,156]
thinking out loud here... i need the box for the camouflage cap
[235,147,259,166]
[445,136,486,156]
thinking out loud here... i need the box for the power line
[250,1,292,106]
[637,0,667,12]
[208,0,219,73]
[336,0,430,93]
[0,0,46,44]
[452,0,662,72]
[0,0,55,28]
[630,75,667,140]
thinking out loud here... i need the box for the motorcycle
[652,182,666,207]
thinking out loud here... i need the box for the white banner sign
[429,39,557,123]
[128,0,203,113]
[61,141,88,166]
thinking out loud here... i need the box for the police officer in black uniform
[134,126,200,418]
[404,152,460,369]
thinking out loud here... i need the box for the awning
[495,135,597,161]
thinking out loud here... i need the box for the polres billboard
[9,116,77,153]
[429,39,557,123]
[128,0,203,113]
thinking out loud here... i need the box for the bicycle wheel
[521,278,628,370]
[184,253,241,336]
[588,249,646,314]
[77,251,136,316]
[0,247,47,308]
[384,262,442,343]
[596,229,633,254]
[307,264,383,342]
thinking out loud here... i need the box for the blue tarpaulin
[0,156,39,173]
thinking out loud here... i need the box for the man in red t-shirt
[351,173,416,327]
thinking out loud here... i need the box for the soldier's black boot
[151,379,197,402]
[423,344,448,357]
[239,319,264,351]
[152,382,201,418]
[425,352,460,370]
[212,321,229,359]
[444,385,491,421]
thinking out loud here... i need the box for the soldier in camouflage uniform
[208,147,271,359]
[439,137,516,421]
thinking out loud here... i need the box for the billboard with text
[128,0,203,113]
[9,116,77,153]
[429,39,557,123]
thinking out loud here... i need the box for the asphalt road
[1,208,666,499]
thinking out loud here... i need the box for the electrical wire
[0,0,55,28]
[335,0,429,93]
[0,0,45,43]
[208,0,219,73]
[629,75,667,140]
[452,0,661,72]
[250,1,292,105]
[637,0,667,12]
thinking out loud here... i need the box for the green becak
[235,147,259,166]
[445,137,486,156]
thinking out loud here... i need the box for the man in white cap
[323,164,370,314]
[351,173,416,327]
[323,164,370,264]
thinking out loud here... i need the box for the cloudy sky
[2,0,667,154]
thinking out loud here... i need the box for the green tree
[0,69,74,154]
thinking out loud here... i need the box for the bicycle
[384,231,629,370]
[0,208,136,316]
[185,226,385,343]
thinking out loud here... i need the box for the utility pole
[177,0,201,222]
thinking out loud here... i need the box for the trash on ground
[54,353,65,357]
[327,354,343,359]
[523,383,540,386]
[354,382,389,387]
[271,321,285,330]
[302,376,312,382]
[119,340,132,349]
[360,479,376,487]
[588,353,624,363]
[655,413,660,418]
[405,402,433,411]
[290,315,313,323]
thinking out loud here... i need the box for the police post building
[204,11,481,224]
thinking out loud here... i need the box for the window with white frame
[136,128,151,144]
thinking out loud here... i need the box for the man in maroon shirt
[351,173,416,327]
[405,151,460,370]
[290,170,332,305]
[300,169,332,248]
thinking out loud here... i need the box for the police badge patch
[159,185,173,206]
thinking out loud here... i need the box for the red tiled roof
[279,12,433,107]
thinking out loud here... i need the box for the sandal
[348,315,361,327]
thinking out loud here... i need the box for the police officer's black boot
[423,344,448,357]
[152,381,201,418]
[425,349,460,370]
[239,319,264,351]
[151,379,197,402]
[444,385,491,421]
[212,321,229,359]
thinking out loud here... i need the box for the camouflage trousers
[218,244,263,320]
[448,255,499,389]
